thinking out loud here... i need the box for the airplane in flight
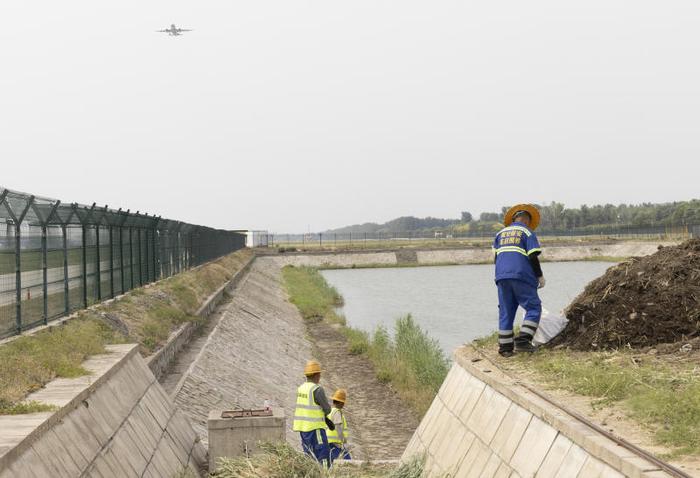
[156,24,192,36]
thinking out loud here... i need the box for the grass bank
[0,248,253,414]
[211,442,422,478]
[281,266,449,416]
[474,335,700,457]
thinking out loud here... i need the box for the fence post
[109,226,114,298]
[81,224,88,308]
[41,224,48,324]
[12,196,34,334]
[62,225,69,313]
[129,227,135,289]
[14,222,22,333]
[144,226,150,283]
[95,224,101,301]
[137,228,143,286]
[119,226,125,293]
[319,233,322,248]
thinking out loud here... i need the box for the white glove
[538,276,546,289]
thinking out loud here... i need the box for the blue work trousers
[300,429,330,465]
[497,279,542,351]
[329,444,351,463]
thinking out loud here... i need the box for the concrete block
[490,402,533,462]
[620,455,663,478]
[438,366,460,403]
[466,386,511,444]
[575,455,608,477]
[457,376,486,425]
[535,434,573,478]
[432,416,466,470]
[509,416,558,478]
[495,462,513,478]
[481,452,505,478]
[553,443,588,478]
[455,438,492,478]
[446,367,471,412]
[0,446,53,478]
[208,407,286,472]
[109,427,148,475]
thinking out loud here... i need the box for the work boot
[498,349,514,358]
[514,341,537,353]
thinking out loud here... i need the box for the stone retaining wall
[402,346,673,478]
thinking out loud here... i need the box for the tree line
[326,199,700,234]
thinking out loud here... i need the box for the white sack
[532,308,568,345]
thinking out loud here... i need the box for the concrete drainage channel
[0,251,692,477]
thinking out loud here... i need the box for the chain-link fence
[0,186,246,339]
[264,223,697,249]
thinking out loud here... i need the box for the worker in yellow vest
[292,360,335,465]
[327,389,351,462]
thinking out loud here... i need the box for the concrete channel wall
[268,241,674,269]
[0,344,206,478]
[146,254,255,381]
[402,346,672,478]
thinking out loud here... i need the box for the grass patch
[282,266,344,322]
[0,317,124,413]
[0,400,58,415]
[214,442,420,477]
[492,346,700,457]
[281,265,448,417]
[0,248,253,412]
[361,316,449,416]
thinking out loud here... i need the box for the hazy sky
[1,1,699,232]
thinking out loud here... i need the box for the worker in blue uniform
[493,204,545,356]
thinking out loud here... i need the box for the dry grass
[213,442,420,478]
[0,248,253,413]
[0,316,125,413]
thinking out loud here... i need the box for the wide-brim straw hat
[504,204,541,230]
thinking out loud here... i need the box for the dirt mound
[551,238,700,350]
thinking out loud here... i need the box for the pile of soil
[551,238,700,350]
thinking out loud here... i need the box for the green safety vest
[292,382,326,432]
[326,407,349,444]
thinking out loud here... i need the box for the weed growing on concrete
[0,400,58,415]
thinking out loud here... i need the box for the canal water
[321,262,612,355]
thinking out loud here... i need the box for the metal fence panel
[0,186,246,339]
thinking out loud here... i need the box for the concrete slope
[0,344,205,478]
[403,346,676,478]
[173,257,314,446]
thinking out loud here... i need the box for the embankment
[266,241,675,268]
[0,344,205,477]
[403,345,680,477]
[171,257,417,460]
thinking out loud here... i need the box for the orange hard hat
[331,389,347,403]
[304,360,322,376]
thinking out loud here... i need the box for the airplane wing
[176,29,193,32]
[155,29,169,32]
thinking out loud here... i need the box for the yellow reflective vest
[326,407,349,444]
[292,381,326,432]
